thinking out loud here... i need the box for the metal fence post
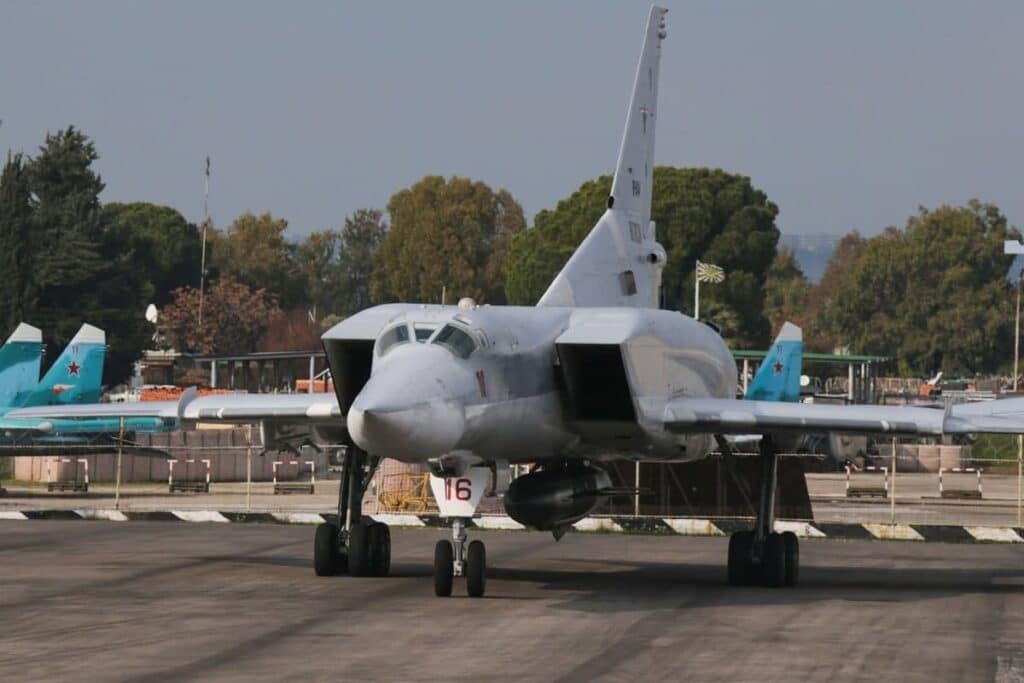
[634,461,640,517]
[889,436,897,526]
[246,424,253,513]
[114,416,125,510]
[1018,434,1022,527]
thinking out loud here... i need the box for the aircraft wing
[179,393,342,422]
[5,391,343,425]
[0,417,54,434]
[663,397,1024,437]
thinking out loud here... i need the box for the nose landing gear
[726,436,800,587]
[433,517,487,597]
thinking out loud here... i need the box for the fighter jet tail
[745,323,804,402]
[20,324,106,407]
[538,6,669,309]
[0,323,43,408]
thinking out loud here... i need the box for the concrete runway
[1,522,1023,682]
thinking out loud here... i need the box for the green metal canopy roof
[732,350,889,364]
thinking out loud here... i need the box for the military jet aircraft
[22,6,1024,597]
[0,323,170,444]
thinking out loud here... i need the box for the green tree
[505,167,780,347]
[0,153,35,332]
[371,176,524,304]
[101,202,202,305]
[296,228,343,322]
[22,127,153,383]
[160,277,279,356]
[211,212,305,308]
[818,202,1018,375]
[25,127,107,346]
[800,232,866,352]
[338,208,386,315]
[763,246,810,334]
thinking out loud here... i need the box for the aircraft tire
[348,522,371,577]
[368,522,391,577]
[465,540,486,598]
[727,531,755,585]
[314,523,341,576]
[434,540,454,597]
[782,531,799,586]
[760,532,787,588]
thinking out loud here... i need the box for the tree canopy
[160,277,279,356]
[505,167,780,347]
[371,176,525,305]
[0,127,156,382]
[101,202,202,306]
[763,247,810,334]
[210,212,305,309]
[0,153,34,333]
[813,202,1018,375]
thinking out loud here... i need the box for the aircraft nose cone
[347,401,464,460]
[346,350,469,460]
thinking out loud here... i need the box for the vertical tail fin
[745,323,803,402]
[21,324,106,407]
[0,323,43,408]
[538,6,669,308]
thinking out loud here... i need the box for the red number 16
[444,478,472,501]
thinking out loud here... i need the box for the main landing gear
[727,436,800,588]
[433,517,487,598]
[314,445,391,578]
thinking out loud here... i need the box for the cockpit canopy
[374,321,479,359]
[433,324,477,359]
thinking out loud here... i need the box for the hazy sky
[3,1,1023,238]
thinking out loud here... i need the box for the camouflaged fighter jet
[23,6,1024,597]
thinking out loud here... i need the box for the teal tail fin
[0,323,43,408]
[745,322,803,402]
[21,324,106,407]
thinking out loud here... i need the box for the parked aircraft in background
[0,324,169,444]
[19,6,1024,598]
[743,322,803,403]
[0,323,44,408]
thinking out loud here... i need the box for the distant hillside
[778,233,837,283]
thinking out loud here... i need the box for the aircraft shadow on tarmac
[216,552,1024,611]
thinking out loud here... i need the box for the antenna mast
[198,156,210,327]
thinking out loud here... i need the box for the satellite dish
[145,304,159,324]
[800,374,811,388]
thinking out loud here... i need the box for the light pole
[199,157,211,327]
[1003,240,1024,525]
[1017,270,1023,526]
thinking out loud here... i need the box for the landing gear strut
[314,444,390,577]
[727,436,800,587]
[433,517,487,597]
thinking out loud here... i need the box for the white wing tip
[6,323,42,344]
[71,324,105,345]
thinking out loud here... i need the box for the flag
[696,260,725,284]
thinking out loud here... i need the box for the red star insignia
[67,360,81,376]
[773,361,784,375]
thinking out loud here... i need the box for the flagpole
[694,264,700,321]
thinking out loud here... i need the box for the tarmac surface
[2,521,1023,682]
